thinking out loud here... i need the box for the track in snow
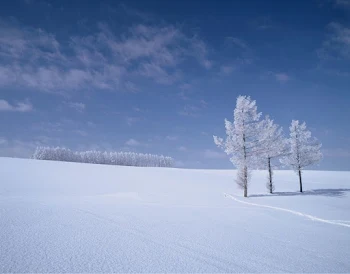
[224,193,350,228]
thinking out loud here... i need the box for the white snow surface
[1,157,350,273]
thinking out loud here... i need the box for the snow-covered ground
[1,157,350,272]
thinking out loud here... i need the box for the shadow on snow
[249,188,350,198]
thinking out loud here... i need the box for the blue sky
[0,0,350,170]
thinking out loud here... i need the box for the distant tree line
[33,147,174,168]
[214,95,322,197]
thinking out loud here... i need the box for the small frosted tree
[214,95,262,197]
[32,147,174,167]
[258,116,287,194]
[281,120,322,192]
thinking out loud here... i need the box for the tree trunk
[243,166,248,197]
[298,168,303,193]
[268,157,273,194]
[242,129,248,198]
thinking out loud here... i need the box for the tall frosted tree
[214,95,262,197]
[258,116,287,194]
[281,120,322,192]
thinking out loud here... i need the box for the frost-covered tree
[281,120,322,192]
[214,95,262,197]
[258,116,288,194]
[32,147,174,168]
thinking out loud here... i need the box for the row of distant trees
[214,95,322,197]
[33,147,174,168]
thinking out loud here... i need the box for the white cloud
[125,138,140,146]
[319,22,350,60]
[66,101,85,112]
[0,18,211,94]
[275,73,290,83]
[0,99,33,112]
[203,149,227,159]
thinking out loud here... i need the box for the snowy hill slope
[1,157,350,272]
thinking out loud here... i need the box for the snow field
[1,157,349,272]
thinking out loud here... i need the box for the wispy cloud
[179,83,192,91]
[178,99,208,117]
[132,107,142,112]
[126,116,141,126]
[261,71,290,83]
[219,65,235,75]
[200,99,208,108]
[32,118,89,136]
[66,101,85,112]
[0,99,33,112]
[125,138,141,146]
[191,37,212,69]
[318,22,350,60]
[178,83,193,100]
[316,22,350,76]
[253,16,276,30]
[118,3,154,21]
[222,37,254,71]
[178,105,201,117]
[73,130,88,137]
[334,0,350,9]
[0,17,211,94]
[275,73,290,83]
[166,135,178,141]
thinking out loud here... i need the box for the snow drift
[1,157,350,272]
